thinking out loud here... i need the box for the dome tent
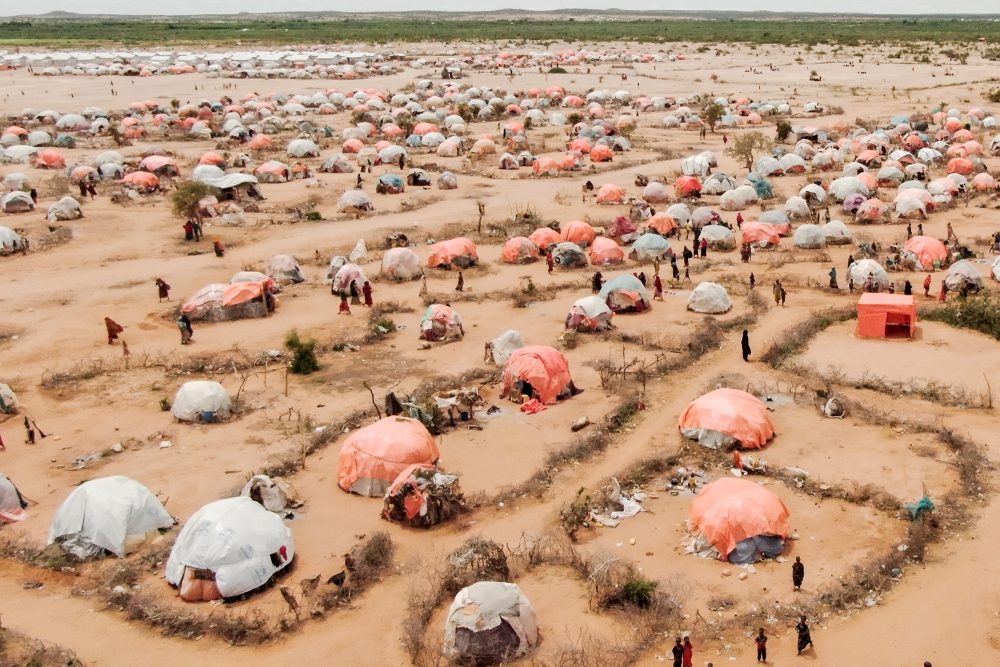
[501,236,540,264]
[489,329,525,365]
[0,383,18,413]
[171,381,232,422]
[687,282,732,314]
[629,233,673,262]
[588,237,625,266]
[381,247,422,280]
[848,259,891,291]
[822,220,852,245]
[690,478,790,564]
[700,224,737,251]
[0,473,28,524]
[165,496,295,602]
[944,259,983,291]
[678,388,775,449]
[268,254,305,285]
[427,237,478,269]
[902,236,949,271]
[443,582,538,664]
[48,476,175,559]
[552,241,588,268]
[337,417,440,497]
[501,346,577,404]
[420,304,464,341]
[793,224,826,249]
[599,274,651,313]
[566,296,614,332]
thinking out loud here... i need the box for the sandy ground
[0,40,999,667]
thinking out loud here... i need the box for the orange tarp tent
[427,237,479,268]
[337,417,440,496]
[501,345,574,404]
[501,236,540,264]
[677,388,774,449]
[690,478,790,560]
[856,293,916,339]
[529,227,561,250]
[561,220,596,246]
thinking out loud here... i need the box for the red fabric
[520,399,547,414]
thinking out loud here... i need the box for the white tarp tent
[0,473,28,523]
[165,496,295,599]
[381,247,422,280]
[48,476,174,558]
[443,582,538,663]
[171,381,232,422]
[687,282,732,314]
[489,329,526,365]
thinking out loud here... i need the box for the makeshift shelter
[443,582,538,664]
[420,304,464,341]
[552,241,588,268]
[792,224,826,249]
[944,259,983,292]
[566,296,614,332]
[599,274,650,313]
[501,346,576,404]
[741,222,781,248]
[46,196,82,222]
[171,381,232,422]
[687,282,732,314]
[822,220,852,245]
[338,189,374,212]
[427,237,479,269]
[181,279,272,321]
[0,473,28,524]
[376,173,405,194]
[678,388,775,449]
[489,330,525,365]
[0,226,23,253]
[848,259,890,291]
[437,171,458,189]
[0,190,34,213]
[501,236,540,264]
[902,236,949,270]
[561,220,596,247]
[595,183,625,204]
[0,383,18,413]
[629,233,672,262]
[381,248,422,280]
[856,293,917,339]
[588,237,624,266]
[690,478,790,564]
[337,417,440,496]
[381,464,466,528]
[528,227,561,251]
[48,476,174,559]
[699,224,737,251]
[241,475,303,514]
[268,254,305,285]
[165,497,295,602]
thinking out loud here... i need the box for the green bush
[923,295,1000,340]
[775,120,793,143]
[285,329,319,374]
[619,576,658,608]
[548,66,567,74]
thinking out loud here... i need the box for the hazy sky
[2,1,998,16]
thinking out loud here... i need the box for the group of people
[335,279,374,315]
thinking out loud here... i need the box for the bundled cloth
[381,464,466,528]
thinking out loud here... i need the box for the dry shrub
[346,531,396,591]
[0,628,83,667]
[442,537,509,595]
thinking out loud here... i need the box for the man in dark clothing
[637,271,647,287]
[792,556,804,591]
[671,637,684,667]
[903,279,913,295]
[671,258,680,281]
[682,246,692,268]
[24,416,35,445]
[796,616,813,654]
[828,267,838,289]
[846,253,854,271]
[591,271,604,293]
[741,330,751,362]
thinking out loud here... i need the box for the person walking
[362,280,373,307]
[904,279,913,295]
[653,274,664,300]
[828,267,838,289]
[755,628,768,663]
[749,272,756,290]
[796,616,813,655]
[671,637,684,667]
[906,221,913,239]
[671,257,680,281]
[178,313,193,345]
[793,556,804,590]
[24,416,34,445]
[350,280,362,305]
[938,282,948,302]
[917,222,923,236]
[923,273,932,297]
[455,270,465,292]
[338,292,351,315]
[546,250,555,274]
[846,253,855,270]
[699,237,708,258]
[780,285,787,306]
[104,317,124,345]
[772,280,782,306]
[682,636,694,667]
[419,273,428,297]
[741,329,751,363]
[155,278,171,301]
[212,237,225,257]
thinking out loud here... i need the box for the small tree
[702,102,725,133]
[170,182,219,222]
[285,330,319,374]
[724,131,772,170]
[775,121,793,143]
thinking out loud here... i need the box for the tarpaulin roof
[678,388,774,449]
[857,293,917,339]
[501,345,574,405]
[690,477,790,559]
[337,417,439,496]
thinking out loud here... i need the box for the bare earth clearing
[1,39,999,667]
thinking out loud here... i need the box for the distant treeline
[2,17,1000,47]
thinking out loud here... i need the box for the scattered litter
[571,416,591,432]
[22,581,43,589]
[589,477,647,527]
[72,453,100,469]
[906,495,935,520]
[666,466,705,494]
[823,396,847,418]
[159,440,173,449]
[110,443,124,453]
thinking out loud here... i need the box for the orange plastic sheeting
[674,175,702,196]
[34,149,66,168]
[427,237,478,267]
[122,171,159,188]
[740,222,781,246]
[590,145,614,162]
[856,293,917,338]
[903,235,948,269]
[596,183,625,204]
[529,227,562,250]
[677,388,775,449]
[562,220,596,246]
[221,279,272,307]
[337,417,440,495]
[647,214,678,235]
[588,237,624,265]
[501,345,573,405]
[532,157,562,175]
[690,478,790,559]
[502,237,540,263]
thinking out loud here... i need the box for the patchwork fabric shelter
[171,381,232,422]
[678,388,775,449]
[337,417,440,497]
[501,345,575,404]
[427,237,479,268]
[443,582,538,664]
[690,477,790,564]
[856,293,917,339]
